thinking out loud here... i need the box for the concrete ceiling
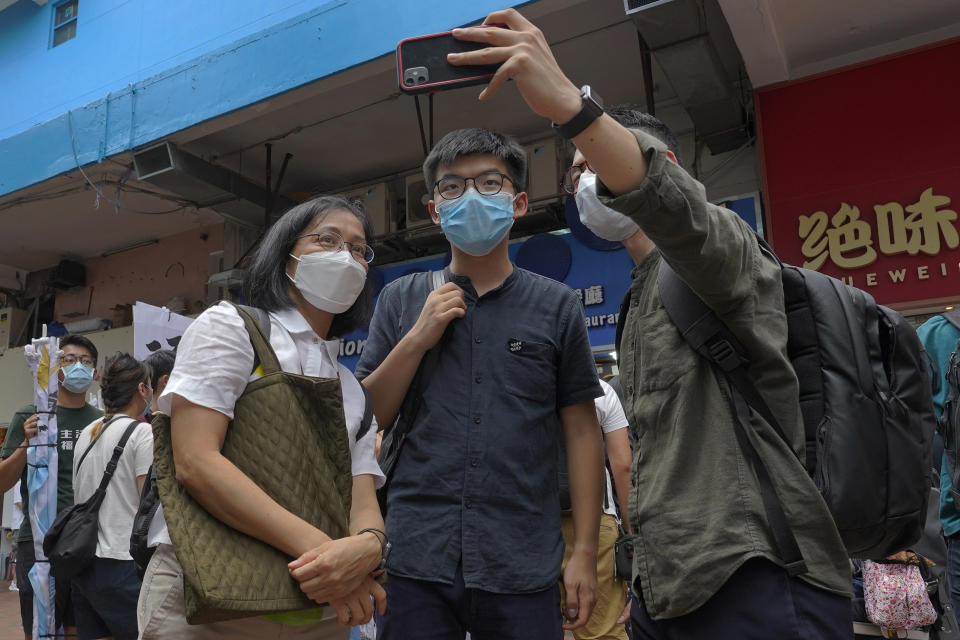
[2,0,696,273]
[718,0,960,87]
[0,165,223,272]
[177,0,681,195]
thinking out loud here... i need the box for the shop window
[51,0,78,48]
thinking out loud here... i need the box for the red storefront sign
[756,39,960,306]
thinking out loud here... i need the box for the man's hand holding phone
[447,9,582,124]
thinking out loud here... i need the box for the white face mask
[575,172,641,242]
[287,250,367,314]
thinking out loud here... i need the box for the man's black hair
[605,105,682,166]
[243,195,375,339]
[423,128,527,194]
[60,334,99,366]
[144,349,175,385]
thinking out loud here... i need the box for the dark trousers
[948,534,960,616]
[630,558,853,640]
[71,557,141,640]
[378,564,562,640]
[16,541,75,635]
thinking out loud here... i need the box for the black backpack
[618,239,936,570]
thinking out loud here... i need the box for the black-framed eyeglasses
[296,231,375,264]
[434,171,514,201]
[561,161,594,194]
[61,354,95,367]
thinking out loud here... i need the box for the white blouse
[74,415,153,560]
[150,302,384,546]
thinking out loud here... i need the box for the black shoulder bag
[44,416,140,581]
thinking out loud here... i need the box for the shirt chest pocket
[633,307,699,391]
[503,340,558,405]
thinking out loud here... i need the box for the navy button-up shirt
[356,267,601,593]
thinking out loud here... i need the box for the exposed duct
[626,0,750,154]
[133,141,295,228]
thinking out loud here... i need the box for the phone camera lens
[405,78,413,85]
[417,75,425,83]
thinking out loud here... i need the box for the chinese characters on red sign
[798,188,959,288]
[756,38,960,306]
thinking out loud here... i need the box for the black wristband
[552,85,604,140]
[358,527,391,571]
[357,527,387,548]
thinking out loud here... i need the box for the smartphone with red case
[396,29,503,95]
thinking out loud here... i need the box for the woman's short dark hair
[100,352,150,415]
[244,195,375,338]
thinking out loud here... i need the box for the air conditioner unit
[404,174,433,230]
[524,138,561,203]
[341,182,391,237]
[624,0,674,13]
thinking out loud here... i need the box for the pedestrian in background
[71,353,154,640]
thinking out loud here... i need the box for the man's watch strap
[552,85,604,140]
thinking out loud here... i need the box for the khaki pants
[138,543,339,639]
[559,513,628,640]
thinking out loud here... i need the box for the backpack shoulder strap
[656,262,790,444]
[944,309,960,332]
[430,269,447,291]
[615,288,632,356]
[91,418,141,496]
[656,259,807,577]
[356,383,375,443]
[75,414,127,475]
[389,271,449,439]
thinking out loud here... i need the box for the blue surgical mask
[143,398,153,417]
[436,190,516,256]
[62,363,94,393]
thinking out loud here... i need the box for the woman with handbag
[138,196,387,639]
[72,353,155,640]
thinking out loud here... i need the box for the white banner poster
[24,337,60,640]
[133,302,194,361]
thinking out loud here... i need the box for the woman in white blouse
[73,353,154,640]
[138,196,387,639]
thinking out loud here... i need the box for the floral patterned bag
[863,556,938,631]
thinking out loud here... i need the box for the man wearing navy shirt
[357,126,605,639]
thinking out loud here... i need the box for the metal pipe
[274,152,293,199]
[428,92,435,148]
[414,95,428,158]
[638,32,655,116]
[264,143,273,229]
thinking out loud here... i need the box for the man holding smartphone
[445,9,854,639]
[357,125,605,638]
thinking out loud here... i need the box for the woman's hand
[288,532,382,603]
[327,577,387,626]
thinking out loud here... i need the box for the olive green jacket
[604,129,852,619]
